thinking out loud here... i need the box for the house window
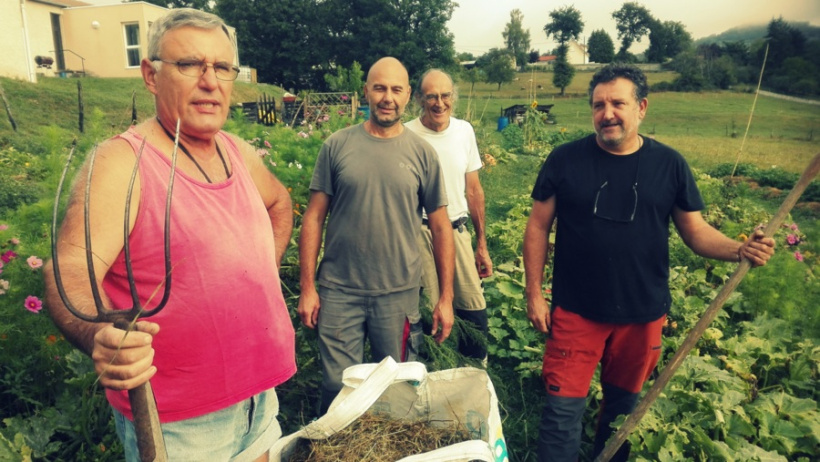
[124,23,141,68]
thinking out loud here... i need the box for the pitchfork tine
[121,122,177,315]
[82,145,106,313]
[51,140,97,322]
[157,118,180,308]
[123,138,147,308]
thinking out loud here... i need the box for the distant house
[566,40,588,65]
[531,40,588,68]
[1,1,244,83]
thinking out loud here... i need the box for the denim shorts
[113,388,281,462]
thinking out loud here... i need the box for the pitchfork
[51,122,182,462]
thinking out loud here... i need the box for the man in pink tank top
[44,8,296,461]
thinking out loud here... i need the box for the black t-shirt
[531,134,704,323]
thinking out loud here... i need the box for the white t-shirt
[405,117,483,221]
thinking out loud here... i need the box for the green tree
[543,5,583,49]
[477,48,516,90]
[544,5,583,95]
[587,29,615,63]
[645,20,692,63]
[320,0,457,84]
[460,66,485,95]
[552,46,576,95]
[218,0,325,89]
[666,50,708,91]
[722,41,750,66]
[612,2,653,61]
[503,9,531,69]
[219,0,457,90]
[324,61,365,94]
[528,50,541,63]
[709,55,738,89]
[761,17,807,71]
[457,52,476,61]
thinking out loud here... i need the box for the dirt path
[758,90,820,106]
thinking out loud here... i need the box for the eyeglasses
[593,181,638,223]
[593,151,641,223]
[423,92,453,103]
[153,59,240,81]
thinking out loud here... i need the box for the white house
[1,1,245,83]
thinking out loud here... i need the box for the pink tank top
[103,128,296,423]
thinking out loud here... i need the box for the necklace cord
[156,117,230,183]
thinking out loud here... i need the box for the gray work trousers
[316,286,423,414]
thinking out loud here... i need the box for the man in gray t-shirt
[298,56,455,414]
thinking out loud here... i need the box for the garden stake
[595,152,820,462]
[51,123,183,462]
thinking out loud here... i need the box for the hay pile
[287,413,473,461]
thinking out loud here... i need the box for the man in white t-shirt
[406,68,493,361]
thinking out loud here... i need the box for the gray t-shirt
[310,124,448,295]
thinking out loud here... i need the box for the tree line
[475,3,819,97]
[139,0,818,97]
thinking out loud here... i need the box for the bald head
[364,57,412,130]
[366,57,409,86]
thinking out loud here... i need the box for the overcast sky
[448,0,820,56]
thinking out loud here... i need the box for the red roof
[538,55,557,62]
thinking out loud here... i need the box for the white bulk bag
[271,356,509,462]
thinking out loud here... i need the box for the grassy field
[454,70,819,175]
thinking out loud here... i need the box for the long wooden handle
[113,319,167,462]
[596,153,820,462]
[129,381,167,461]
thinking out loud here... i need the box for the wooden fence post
[0,82,18,132]
[132,90,138,125]
[351,92,358,119]
[78,80,84,133]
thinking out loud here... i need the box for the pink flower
[298,131,309,139]
[0,224,7,231]
[341,94,349,101]
[10,238,19,245]
[27,256,43,269]
[787,234,799,245]
[0,279,9,295]
[1,251,17,263]
[25,295,43,313]
[794,251,804,262]
[256,148,270,157]
[790,223,799,231]
[264,140,272,148]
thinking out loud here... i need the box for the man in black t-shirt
[523,63,775,462]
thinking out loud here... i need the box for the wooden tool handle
[114,320,168,462]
